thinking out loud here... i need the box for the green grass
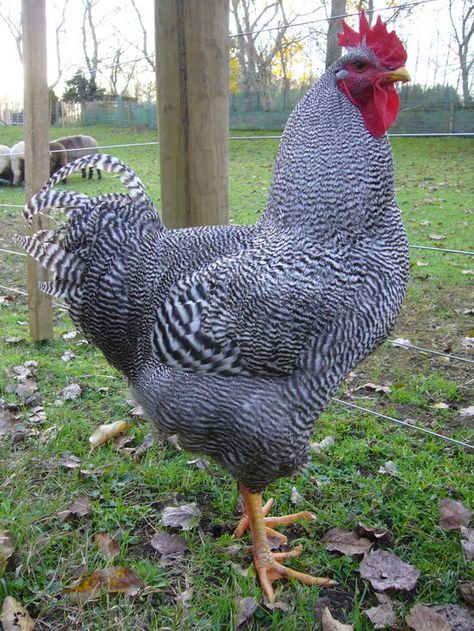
[0,126,473,629]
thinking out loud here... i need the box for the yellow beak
[381,66,411,84]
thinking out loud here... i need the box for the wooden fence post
[155,0,229,228]
[23,0,53,341]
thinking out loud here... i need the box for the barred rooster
[20,14,410,601]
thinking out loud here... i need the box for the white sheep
[10,140,24,186]
[0,144,12,183]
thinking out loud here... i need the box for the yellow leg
[236,483,336,602]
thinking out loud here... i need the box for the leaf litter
[95,533,120,560]
[64,566,145,603]
[150,531,187,557]
[1,596,35,631]
[459,527,474,560]
[439,498,472,530]
[321,527,373,556]
[235,596,259,629]
[161,504,201,530]
[57,493,91,521]
[363,593,398,629]
[0,530,14,573]
[359,550,420,591]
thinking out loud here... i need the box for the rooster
[19,14,410,602]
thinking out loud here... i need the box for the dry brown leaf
[378,460,399,477]
[5,336,23,345]
[64,566,145,603]
[186,458,209,471]
[0,401,24,438]
[460,527,474,561]
[57,493,91,521]
[359,550,420,591]
[58,452,81,469]
[61,350,75,362]
[62,330,77,340]
[1,596,36,631]
[133,433,154,462]
[264,600,291,612]
[461,337,474,350]
[55,383,82,405]
[459,582,474,606]
[321,607,354,630]
[429,234,446,241]
[356,383,391,394]
[15,381,39,405]
[356,523,393,545]
[406,604,452,631]
[161,504,201,530]
[290,486,303,505]
[432,604,474,631]
[321,528,373,556]
[311,435,335,453]
[363,593,397,629]
[461,269,474,275]
[235,596,259,629]
[27,406,46,425]
[432,402,450,410]
[89,420,131,447]
[150,531,187,557]
[95,533,120,560]
[459,406,474,418]
[0,530,15,572]
[439,499,472,530]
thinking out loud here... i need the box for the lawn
[0,125,473,630]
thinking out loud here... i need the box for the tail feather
[16,235,84,282]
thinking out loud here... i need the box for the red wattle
[339,80,400,138]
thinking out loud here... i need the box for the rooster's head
[335,12,410,137]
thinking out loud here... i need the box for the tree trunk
[325,0,346,69]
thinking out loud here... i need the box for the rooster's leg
[236,482,336,602]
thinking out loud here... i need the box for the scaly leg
[236,482,336,602]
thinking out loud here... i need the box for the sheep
[0,145,12,184]
[52,135,101,180]
[10,140,69,185]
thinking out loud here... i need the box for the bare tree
[82,0,100,81]
[49,0,70,90]
[108,48,137,96]
[230,0,312,110]
[129,0,155,72]
[0,1,22,62]
[449,0,474,104]
[325,0,346,68]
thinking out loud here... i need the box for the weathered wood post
[155,0,229,228]
[23,0,53,340]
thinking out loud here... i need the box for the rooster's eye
[352,61,367,72]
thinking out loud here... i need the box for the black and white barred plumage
[20,48,409,492]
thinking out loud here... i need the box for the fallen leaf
[416,261,428,267]
[391,338,413,349]
[129,404,144,417]
[58,452,81,469]
[460,527,474,560]
[264,600,291,612]
[89,420,131,447]
[176,587,192,607]
[432,603,474,631]
[150,531,187,557]
[420,220,431,226]
[133,433,154,462]
[15,380,38,405]
[0,401,25,438]
[235,596,259,629]
[186,458,209,471]
[459,582,474,606]
[311,435,335,453]
[356,383,391,394]
[363,592,397,629]
[57,493,91,521]
[161,504,201,530]
[432,402,450,410]
[359,550,420,591]
[65,566,144,603]
[27,406,46,425]
[460,406,474,418]
[62,330,77,340]
[0,530,15,572]
[1,596,36,631]
[290,486,303,505]
[321,606,354,630]
[61,350,75,362]
[461,337,474,350]
[461,269,474,275]
[439,499,472,530]
[95,533,120,560]
[378,460,399,477]
[356,523,393,545]
[5,337,23,345]
[406,604,451,631]
[429,234,446,241]
[55,383,82,405]
[322,528,373,556]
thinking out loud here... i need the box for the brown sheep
[52,135,101,180]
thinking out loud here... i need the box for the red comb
[337,11,407,68]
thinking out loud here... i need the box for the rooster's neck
[260,72,397,240]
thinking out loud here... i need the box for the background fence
[1,94,474,133]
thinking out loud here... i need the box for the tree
[449,0,474,105]
[0,1,22,62]
[62,71,105,103]
[230,0,311,110]
[325,0,346,68]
